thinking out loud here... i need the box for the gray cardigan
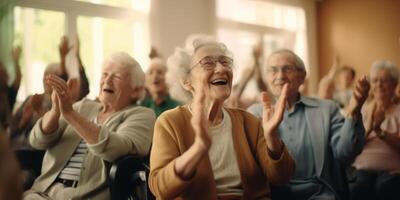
[28,98,155,199]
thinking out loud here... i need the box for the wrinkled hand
[191,87,211,151]
[30,94,46,116]
[346,76,370,117]
[59,36,72,58]
[46,75,73,115]
[262,84,288,135]
[21,99,34,122]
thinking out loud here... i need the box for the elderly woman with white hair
[23,52,155,200]
[350,60,400,200]
[149,38,294,200]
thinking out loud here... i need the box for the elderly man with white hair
[248,49,370,200]
[23,52,156,200]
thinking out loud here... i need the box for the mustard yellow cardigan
[149,106,294,200]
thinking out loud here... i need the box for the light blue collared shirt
[279,98,316,180]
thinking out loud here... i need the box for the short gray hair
[104,52,146,99]
[370,59,399,84]
[267,49,306,72]
[166,36,230,103]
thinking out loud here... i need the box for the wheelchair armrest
[109,155,153,200]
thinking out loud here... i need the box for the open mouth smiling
[210,78,228,86]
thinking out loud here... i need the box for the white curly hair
[103,52,146,101]
[166,35,232,103]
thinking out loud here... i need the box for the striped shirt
[58,140,88,181]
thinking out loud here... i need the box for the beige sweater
[27,99,155,199]
[149,106,295,200]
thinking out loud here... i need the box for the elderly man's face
[146,62,167,94]
[188,44,233,102]
[266,52,305,98]
[371,68,396,100]
[99,62,138,108]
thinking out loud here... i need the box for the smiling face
[187,44,233,103]
[99,61,139,110]
[146,60,167,95]
[266,52,306,99]
[371,68,397,100]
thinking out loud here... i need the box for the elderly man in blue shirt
[247,49,370,200]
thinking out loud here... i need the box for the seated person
[23,52,155,200]
[9,64,63,149]
[9,35,89,149]
[333,66,356,108]
[247,49,370,200]
[149,38,294,199]
[350,60,400,200]
[140,58,181,117]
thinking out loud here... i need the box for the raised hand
[191,86,211,151]
[261,84,288,158]
[45,74,73,115]
[59,36,72,58]
[30,94,45,115]
[346,75,370,117]
[262,84,288,135]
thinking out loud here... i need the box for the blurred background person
[318,56,356,110]
[225,42,267,109]
[333,66,356,108]
[140,57,181,117]
[9,35,89,150]
[350,60,400,200]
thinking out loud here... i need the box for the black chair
[15,149,45,190]
[109,155,154,200]
[16,150,154,200]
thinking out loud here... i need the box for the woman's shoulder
[158,105,189,119]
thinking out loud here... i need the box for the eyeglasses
[267,66,302,75]
[191,56,234,71]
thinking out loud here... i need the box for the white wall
[150,0,216,58]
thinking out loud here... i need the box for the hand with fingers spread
[346,75,370,118]
[19,94,44,128]
[59,36,72,59]
[262,84,288,158]
[191,88,211,151]
[262,84,288,134]
[45,74,74,115]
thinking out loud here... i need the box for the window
[14,0,150,100]
[14,7,65,97]
[217,0,308,97]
